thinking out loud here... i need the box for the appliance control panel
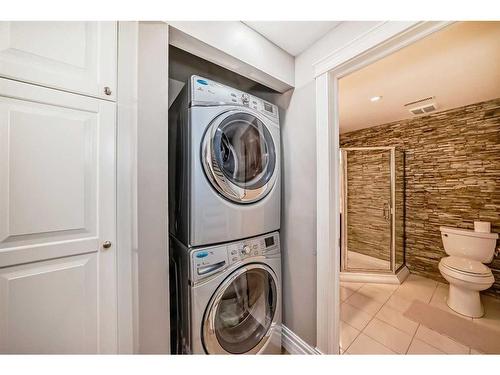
[190,232,280,283]
[226,232,280,265]
[190,75,279,122]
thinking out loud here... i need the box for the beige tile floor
[340,274,500,354]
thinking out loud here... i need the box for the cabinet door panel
[0,254,98,354]
[0,78,117,353]
[0,22,117,100]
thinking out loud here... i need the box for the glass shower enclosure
[340,147,408,283]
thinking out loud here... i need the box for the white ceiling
[243,21,341,56]
[339,21,500,133]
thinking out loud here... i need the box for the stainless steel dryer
[169,75,281,247]
[170,232,282,354]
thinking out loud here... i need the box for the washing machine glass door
[202,110,277,203]
[202,264,278,354]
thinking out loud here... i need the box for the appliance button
[195,251,209,258]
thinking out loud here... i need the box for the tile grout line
[340,282,366,354]
[350,283,401,354]
[405,280,438,354]
[340,320,362,353]
[411,281,471,354]
[405,323,421,354]
[346,279,440,354]
[428,281,439,304]
[342,277,498,355]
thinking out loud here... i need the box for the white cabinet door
[0,254,98,354]
[0,22,117,100]
[0,78,117,353]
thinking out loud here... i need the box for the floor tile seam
[413,325,470,354]
[363,315,416,354]
[340,320,363,353]
[357,295,400,353]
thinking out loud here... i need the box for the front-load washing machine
[169,231,282,354]
[169,75,281,247]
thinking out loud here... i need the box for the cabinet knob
[102,241,112,249]
[104,86,112,96]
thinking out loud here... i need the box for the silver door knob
[104,86,112,96]
[102,241,112,249]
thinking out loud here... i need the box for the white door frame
[116,21,139,354]
[313,21,453,354]
[116,21,171,354]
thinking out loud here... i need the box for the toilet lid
[441,256,491,277]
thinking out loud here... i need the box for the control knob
[241,94,250,106]
[241,245,251,255]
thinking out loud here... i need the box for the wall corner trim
[282,325,323,355]
[312,21,453,78]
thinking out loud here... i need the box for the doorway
[314,21,453,354]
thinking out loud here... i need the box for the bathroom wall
[340,98,500,298]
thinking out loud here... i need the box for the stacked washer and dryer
[168,76,282,354]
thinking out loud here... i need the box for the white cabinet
[0,254,99,353]
[0,78,117,353]
[0,22,117,100]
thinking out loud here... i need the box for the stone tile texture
[340,98,500,298]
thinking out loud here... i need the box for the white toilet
[438,226,498,318]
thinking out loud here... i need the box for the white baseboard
[282,325,322,355]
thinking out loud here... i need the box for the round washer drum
[202,263,279,354]
[202,109,278,204]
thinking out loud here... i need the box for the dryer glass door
[202,264,278,354]
[203,111,277,203]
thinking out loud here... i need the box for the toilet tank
[440,226,498,263]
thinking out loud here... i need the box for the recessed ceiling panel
[243,21,341,56]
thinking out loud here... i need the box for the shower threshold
[340,265,410,285]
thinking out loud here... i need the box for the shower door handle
[383,203,391,222]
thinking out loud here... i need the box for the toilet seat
[439,256,493,283]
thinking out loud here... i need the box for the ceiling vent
[408,103,437,115]
[404,96,437,116]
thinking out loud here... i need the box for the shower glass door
[341,147,394,273]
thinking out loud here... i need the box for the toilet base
[447,284,484,318]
